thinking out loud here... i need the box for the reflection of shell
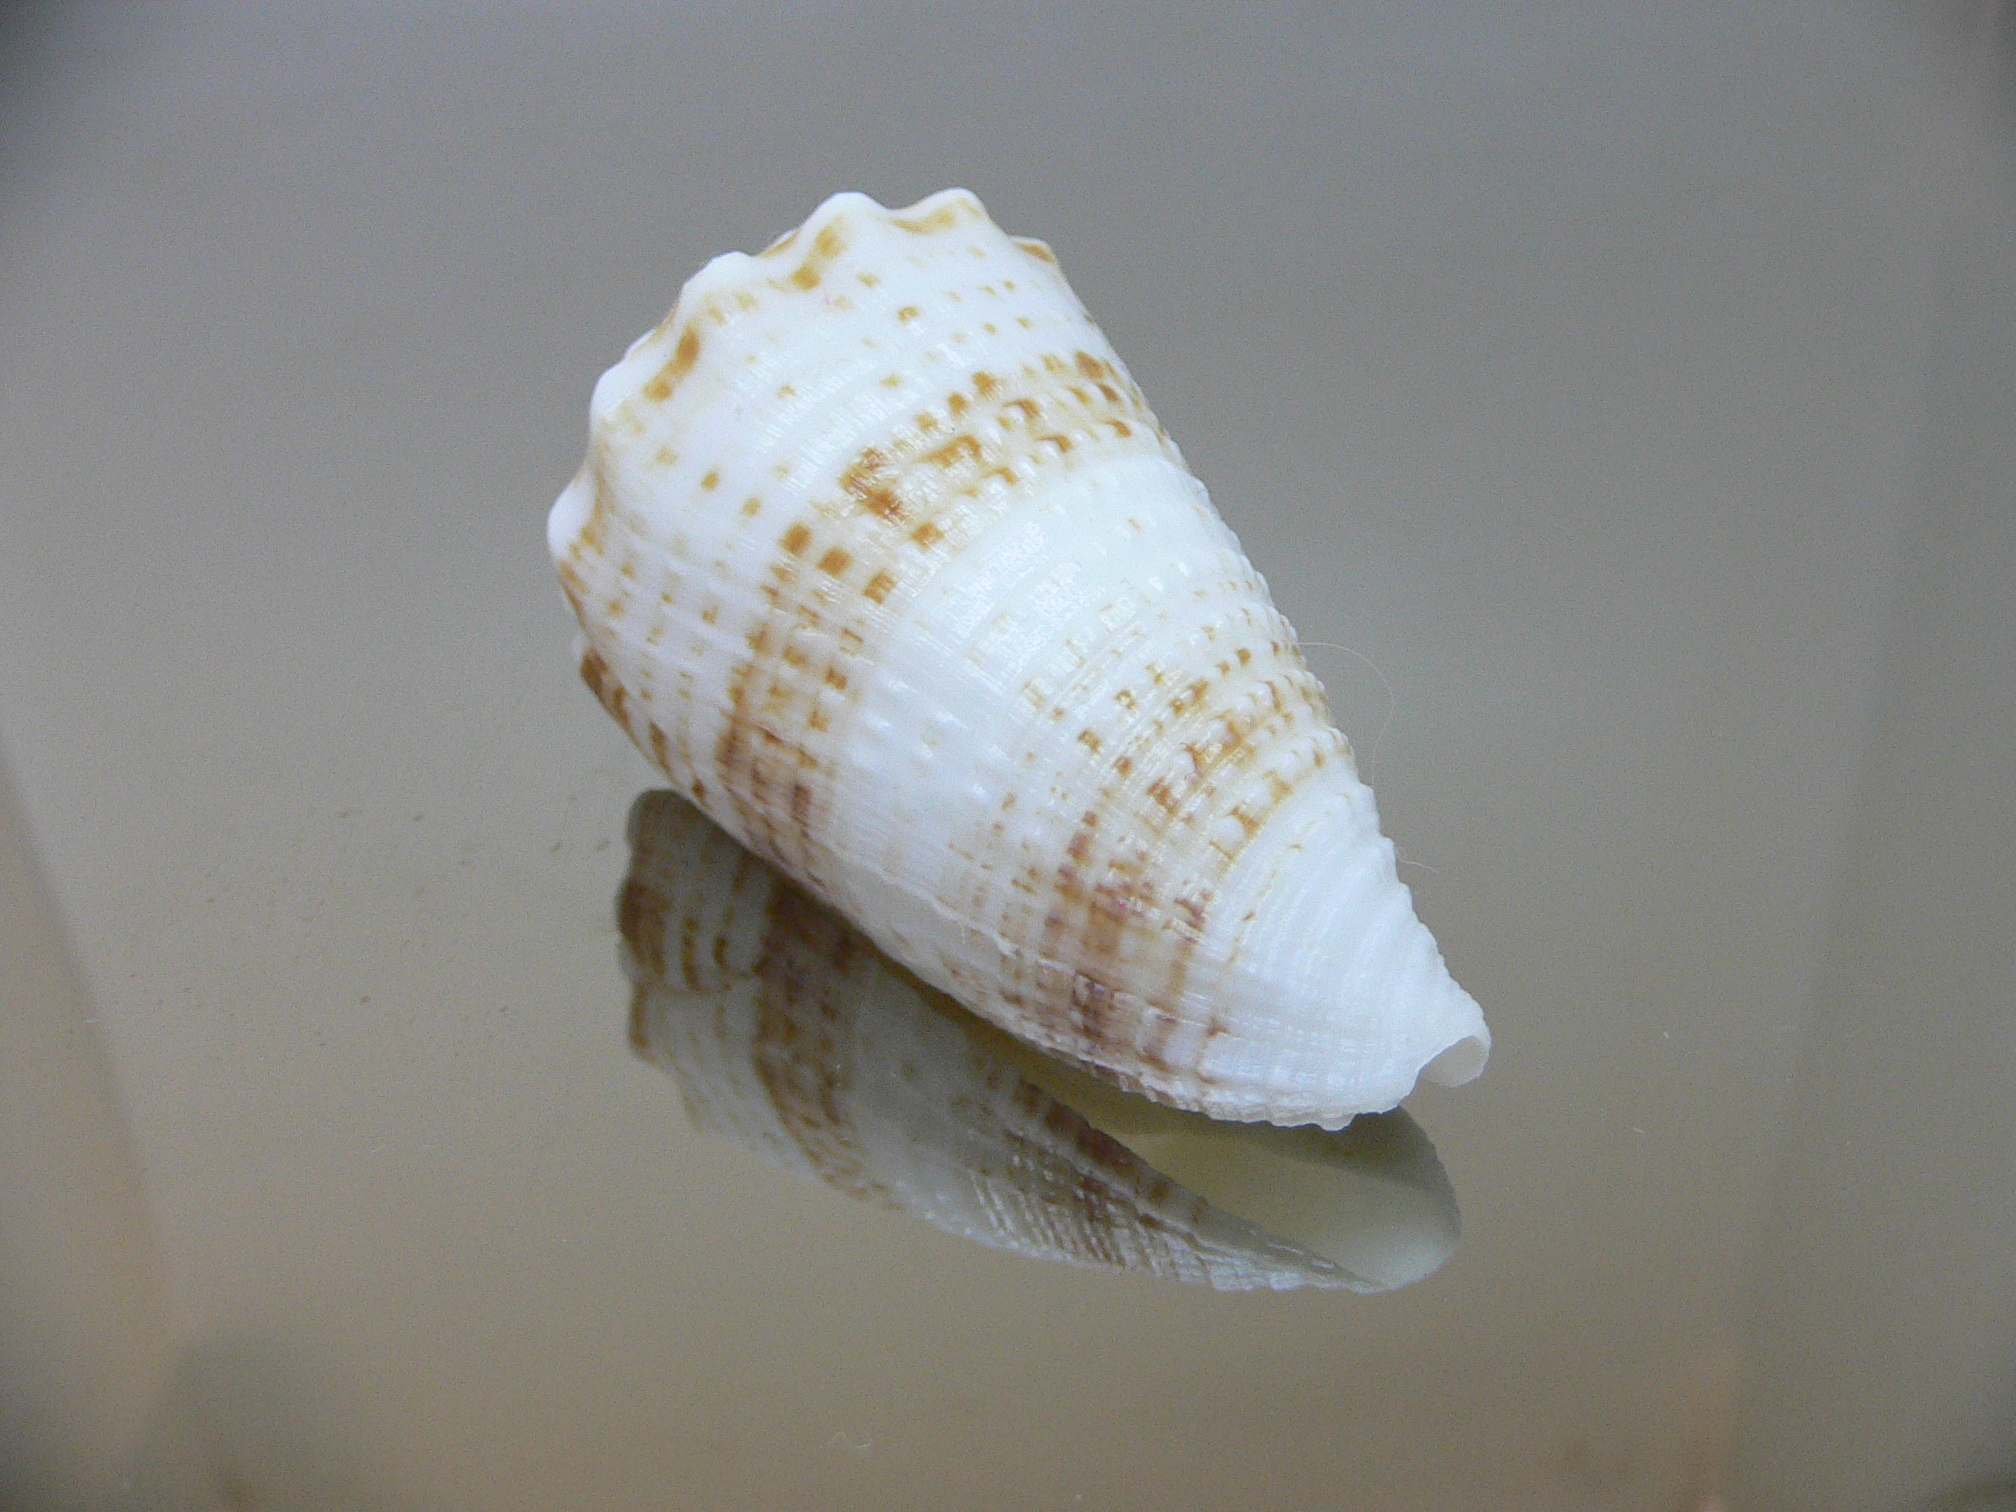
[555,188,1488,1128]
[619,790,1458,1292]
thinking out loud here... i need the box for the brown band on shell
[707,345,1175,902]
[1009,583,1345,1078]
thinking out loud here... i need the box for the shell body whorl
[552,189,1488,1128]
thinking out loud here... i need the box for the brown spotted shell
[552,189,1488,1128]
[620,789,1459,1291]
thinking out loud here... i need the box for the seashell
[552,188,1488,1128]
[619,789,1460,1292]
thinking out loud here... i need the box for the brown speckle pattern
[552,190,1483,1126]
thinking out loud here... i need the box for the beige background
[1,3,2012,1509]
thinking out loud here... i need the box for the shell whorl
[552,189,1489,1127]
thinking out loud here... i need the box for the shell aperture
[552,189,1489,1128]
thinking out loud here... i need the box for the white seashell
[619,790,1460,1292]
[552,188,1489,1128]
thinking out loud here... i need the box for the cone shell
[620,790,1458,1292]
[552,189,1489,1128]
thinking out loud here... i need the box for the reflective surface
[2,4,2013,1509]
[620,788,1461,1294]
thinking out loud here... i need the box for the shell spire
[551,188,1488,1128]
